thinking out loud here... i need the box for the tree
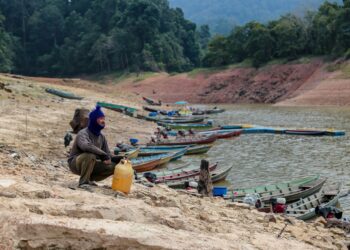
[333,1,350,55]
[198,24,211,50]
[269,14,307,59]
[0,13,14,72]
[244,22,275,67]
[202,35,230,66]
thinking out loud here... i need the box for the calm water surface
[172,105,350,215]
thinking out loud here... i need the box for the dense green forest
[0,0,209,75]
[0,0,349,76]
[204,0,350,68]
[169,0,342,35]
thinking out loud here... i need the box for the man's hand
[103,159,112,165]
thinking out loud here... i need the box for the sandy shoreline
[0,74,349,249]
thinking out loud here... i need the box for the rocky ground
[0,74,349,249]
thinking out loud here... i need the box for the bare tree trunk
[197,160,213,197]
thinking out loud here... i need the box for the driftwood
[326,218,350,233]
[197,160,213,197]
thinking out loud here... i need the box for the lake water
[172,105,350,216]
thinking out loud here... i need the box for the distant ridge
[169,0,342,34]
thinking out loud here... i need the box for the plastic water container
[112,159,134,194]
[212,186,227,197]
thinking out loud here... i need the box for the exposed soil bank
[117,59,350,106]
[0,74,349,249]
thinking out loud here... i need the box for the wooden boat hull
[97,101,137,114]
[139,145,211,156]
[204,108,225,114]
[160,117,205,124]
[139,150,175,157]
[117,149,140,159]
[231,175,320,199]
[283,178,326,203]
[147,135,217,146]
[158,122,213,130]
[166,166,232,189]
[132,153,174,172]
[218,130,241,139]
[185,144,213,155]
[137,163,191,178]
[143,97,161,106]
[168,149,187,162]
[142,145,193,150]
[139,148,187,158]
[285,130,327,136]
[45,88,83,100]
[138,114,205,124]
[285,183,342,221]
[154,163,218,183]
[132,158,163,172]
[243,177,327,204]
[158,154,174,166]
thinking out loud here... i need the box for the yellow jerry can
[112,159,134,194]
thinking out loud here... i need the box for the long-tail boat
[147,135,217,146]
[97,101,137,114]
[143,96,161,106]
[139,115,205,124]
[166,166,233,189]
[151,163,218,183]
[158,122,213,130]
[132,158,163,172]
[185,144,213,154]
[285,183,342,220]
[132,153,174,172]
[139,144,212,156]
[45,88,83,100]
[203,108,225,114]
[233,177,327,204]
[230,176,324,202]
[116,148,140,159]
[285,130,327,136]
[196,130,242,139]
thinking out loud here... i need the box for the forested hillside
[204,0,350,68]
[169,0,342,34]
[0,0,349,77]
[0,0,205,76]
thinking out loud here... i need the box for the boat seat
[324,190,337,196]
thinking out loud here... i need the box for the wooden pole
[197,160,213,197]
